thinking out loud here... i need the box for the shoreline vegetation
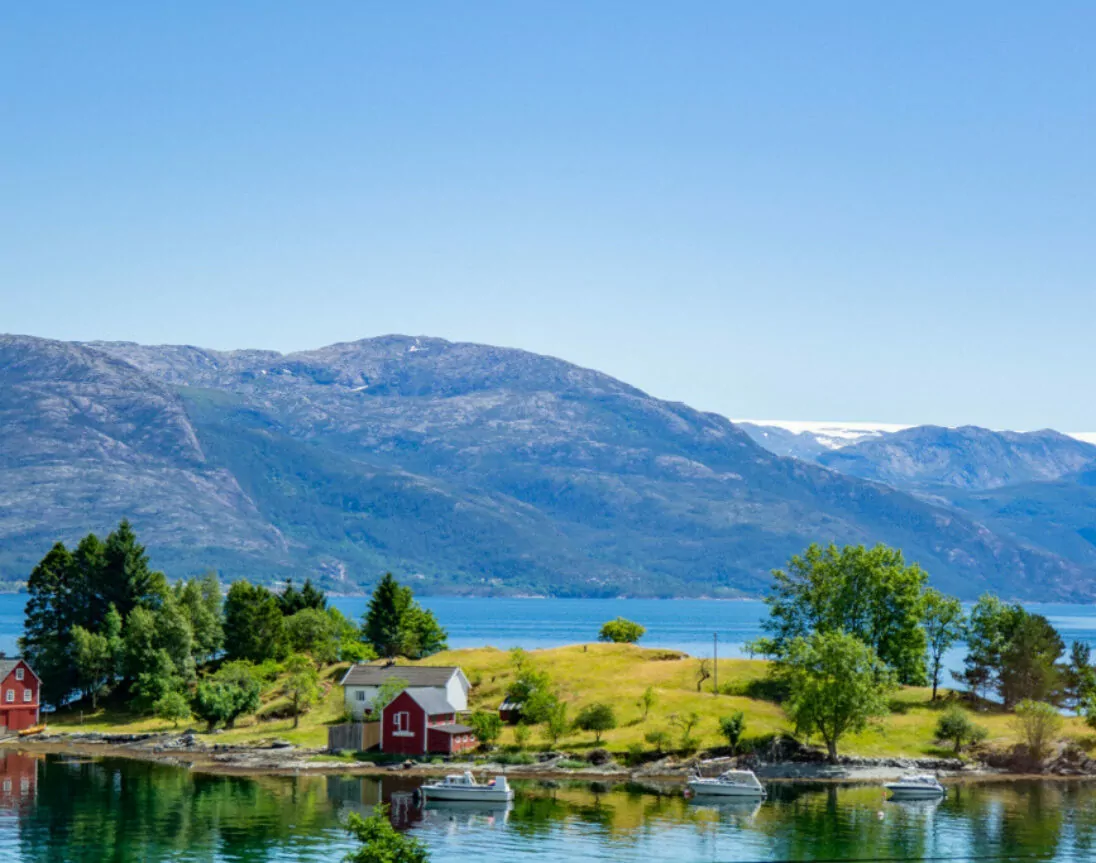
[15,524,1096,787]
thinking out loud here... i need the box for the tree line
[20,522,447,731]
[753,542,1089,761]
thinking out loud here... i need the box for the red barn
[380,689,477,756]
[0,659,39,733]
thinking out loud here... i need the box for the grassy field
[46,643,1094,759]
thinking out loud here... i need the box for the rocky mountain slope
[1,334,1090,599]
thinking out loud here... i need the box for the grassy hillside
[47,643,1094,760]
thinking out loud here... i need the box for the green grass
[46,643,1094,760]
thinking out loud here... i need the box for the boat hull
[687,781,765,798]
[420,787,514,803]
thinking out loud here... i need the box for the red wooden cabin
[380,689,477,756]
[0,659,39,733]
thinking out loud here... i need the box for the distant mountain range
[741,420,1096,587]
[2,333,1094,600]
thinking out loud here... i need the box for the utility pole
[713,632,718,696]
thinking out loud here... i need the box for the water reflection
[2,753,1096,861]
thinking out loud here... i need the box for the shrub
[598,618,646,644]
[644,729,671,755]
[557,759,587,770]
[153,690,191,728]
[574,703,617,743]
[935,706,988,756]
[468,711,503,749]
[1013,699,1063,762]
[493,751,535,766]
[626,743,645,767]
[719,712,746,754]
[513,723,531,749]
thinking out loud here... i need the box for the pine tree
[362,573,411,658]
[20,542,79,707]
[223,581,288,663]
[96,520,158,621]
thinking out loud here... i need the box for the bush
[493,751,535,766]
[935,706,988,756]
[557,759,587,770]
[1013,699,1063,762]
[574,703,617,743]
[598,618,646,644]
[513,723,531,750]
[626,743,645,767]
[719,712,746,754]
[153,690,191,728]
[468,711,502,749]
[644,729,671,755]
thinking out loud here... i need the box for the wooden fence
[328,722,381,753]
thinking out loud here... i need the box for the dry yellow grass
[48,643,1096,758]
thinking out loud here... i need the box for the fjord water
[3,752,1096,862]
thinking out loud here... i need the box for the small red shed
[0,659,39,733]
[379,689,477,756]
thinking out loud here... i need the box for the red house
[380,689,477,756]
[0,659,39,733]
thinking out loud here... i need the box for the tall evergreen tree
[361,573,448,659]
[223,581,288,663]
[278,577,327,615]
[95,520,158,622]
[20,542,79,706]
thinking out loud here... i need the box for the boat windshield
[444,772,477,785]
[900,775,939,785]
[716,771,763,788]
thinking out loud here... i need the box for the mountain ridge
[1,333,1091,600]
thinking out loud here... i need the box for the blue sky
[3,3,1093,430]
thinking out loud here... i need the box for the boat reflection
[421,798,513,827]
[686,798,762,822]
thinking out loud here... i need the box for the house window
[393,711,412,735]
[355,691,366,702]
[14,669,23,682]
[22,690,30,703]
[4,690,11,703]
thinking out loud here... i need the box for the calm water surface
[2,752,1096,862]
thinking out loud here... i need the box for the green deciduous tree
[224,581,288,663]
[361,574,447,659]
[543,702,569,747]
[71,626,112,708]
[760,543,928,685]
[598,618,646,644]
[644,728,671,754]
[153,690,192,728]
[922,589,965,701]
[468,711,502,749]
[779,630,896,763]
[719,712,746,754]
[283,654,322,728]
[670,711,701,750]
[344,804,430,863]
[574,702,617,743]
[286,608,340,663]
[640,686,656,720]
[1065,642,1096,711]
[176,572,224,663]
[1012,699,1063,762]
[192,662,262,731]
[505,649,559,723]
[935,705,987,756]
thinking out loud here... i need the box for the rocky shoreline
[8,731,1096,784]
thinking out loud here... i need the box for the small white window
[356,690,366,702]
[4,690,12,703]
[394,711,411,733]
[2,779,9,792]
[22,690,30,703]
[14,669,23,681]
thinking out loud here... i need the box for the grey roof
[0,658,32,682]
[405,688,456,716]
[431,723,473,735]
[340,664,460,688]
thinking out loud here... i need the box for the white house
[339,663,470,721]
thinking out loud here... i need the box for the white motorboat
[419,771,514,803]
[686,769,766,798]
[884,774,946,800]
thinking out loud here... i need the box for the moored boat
[884,774,946,800]
[686,769,766,798]
[419,771,514,803]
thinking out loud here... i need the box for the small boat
[884,774,946,800]
[419,771,514,803]
[686,769,766,798]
